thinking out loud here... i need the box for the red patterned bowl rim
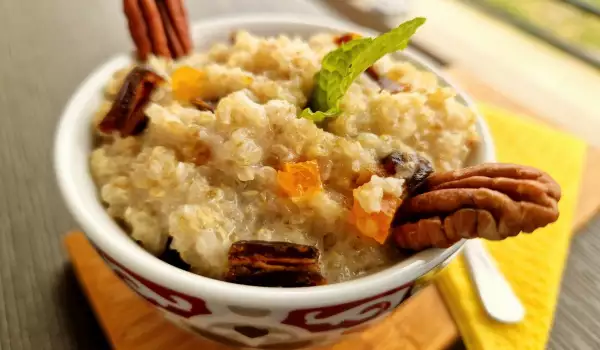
[54,14,495,309]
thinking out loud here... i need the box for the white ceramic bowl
[54,14,495,349]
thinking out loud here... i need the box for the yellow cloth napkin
[435,104,587,350]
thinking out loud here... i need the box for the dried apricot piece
[171,65,205,102]
[277,160,323,198]
[349,195,402,244]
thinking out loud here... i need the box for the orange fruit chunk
[171,66,205,103]
[348,195,402,244]
[277,160,323,198]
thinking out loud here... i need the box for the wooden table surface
[1,0,599,349]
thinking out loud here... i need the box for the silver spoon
[463,239,525,323]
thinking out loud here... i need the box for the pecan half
[392,163,561,250]
[225,241,326,287]
[123,0,192,60]
[98,67,164,137]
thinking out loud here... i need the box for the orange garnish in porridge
[349,195,401,244]
[277,160,323,198]
[171,66,205,102]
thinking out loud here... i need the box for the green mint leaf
[300,107,339,122]
[302,17,426,121]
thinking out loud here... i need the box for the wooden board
[63,231,466,350]
[63,68,600,350]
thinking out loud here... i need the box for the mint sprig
[301,17,426,122]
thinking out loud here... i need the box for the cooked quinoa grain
[90,31,478,283]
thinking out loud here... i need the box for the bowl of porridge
[55,14,495,349]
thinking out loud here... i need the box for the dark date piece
[225,240,326,287]
[98,67,164,137]
[381,152,434,195]
[226,266,326,288]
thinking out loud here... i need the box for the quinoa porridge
[90,30,478,285]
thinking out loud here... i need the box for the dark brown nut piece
[425,163,561,201]
[226,266,326,288]
[98,67,164,137]
[225,241,326,287]
[394,209,495,249]
[228,240,319,269]
[392,163,561,250]
[381,152,434,194]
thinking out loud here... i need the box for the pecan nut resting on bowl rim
[54,15,496,349]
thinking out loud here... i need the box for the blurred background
[0,0,599,349]
[324,0,600,146]
[463,0,600,65]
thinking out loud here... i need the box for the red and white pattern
[97,248,415,348]
[282,283,411,332]
[100,252,211,318]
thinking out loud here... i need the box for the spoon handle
[463,239,525,324]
